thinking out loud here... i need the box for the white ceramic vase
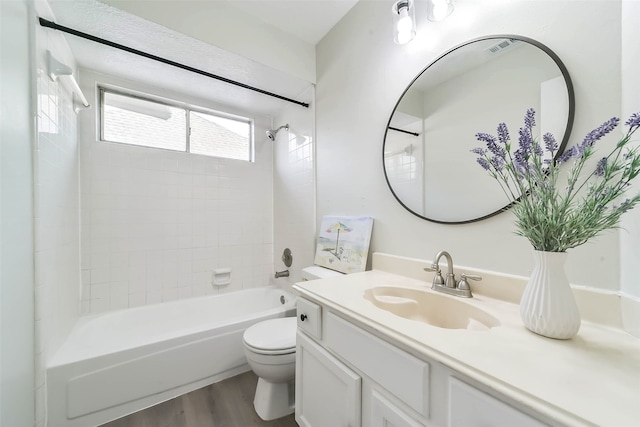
[519,250,581,339]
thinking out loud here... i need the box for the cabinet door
[371,389,426,427]
[296,331,361,427]
[449,377,547,427]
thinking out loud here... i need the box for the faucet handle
[424,265,445,285]
[457,273,482,290]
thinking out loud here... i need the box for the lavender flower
[491,155,505,171]
[518,127,533,155]
[533,141,543,157]
[470,109,640,253]
[625,113,640,132]
[477,157,491,170]
[497,123,510,145]
[523,108,536,130]
[620,199,633,212]
[576,117,620,156]
[595,157,607,176]
[558,146,577,163]
[543,133,558,153]
[475,132,496,145]
[476,132,506,159]
[513,148,529,174]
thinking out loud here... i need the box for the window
[100,88,253,161]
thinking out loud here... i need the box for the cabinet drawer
[297,298,322,340]
[325,312,430,417]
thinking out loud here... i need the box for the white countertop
[293,262,640,427]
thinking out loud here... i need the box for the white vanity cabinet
[295,298,362,427]
[369,388,426,427]
[295,332,361,427]
[448,377,546,427]
[296,297,427,427]
[295,297,551,427]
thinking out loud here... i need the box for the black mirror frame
[382,34,575,224]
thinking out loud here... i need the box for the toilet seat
[243,317,297,354]
[244,344,296,356]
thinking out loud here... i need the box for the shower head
[266,124,289,141]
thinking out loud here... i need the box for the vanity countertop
[293,254,640,427]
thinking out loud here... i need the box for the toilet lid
[243,317,297,351]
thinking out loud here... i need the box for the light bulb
[396,9,413,33]
[432,4,447,20]
[428,0,454,22]
[392,0,416,45]
[396,30,414,45]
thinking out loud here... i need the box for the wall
[316,0,624,290]
[272,86,317,289]
[79,71,274,314]
[620,0,640,334]
[100,0,316,84]
[0,0,36,425]
[32,1,83,425]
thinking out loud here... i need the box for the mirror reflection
[384,36,574,223]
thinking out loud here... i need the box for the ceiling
[46,0,359,118]
[223,0,360,45]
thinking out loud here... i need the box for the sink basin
[364,286,500,331]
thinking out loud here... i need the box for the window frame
[98,86,255,162]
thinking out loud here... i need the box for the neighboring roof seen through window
[100,88,253,162]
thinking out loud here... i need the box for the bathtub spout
[274,270,289,278]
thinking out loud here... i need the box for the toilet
[242,266,343,420]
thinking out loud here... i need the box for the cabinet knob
[300,314,308,321]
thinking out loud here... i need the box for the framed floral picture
[314,216,374,274]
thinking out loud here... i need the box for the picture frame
[314,216,374,274]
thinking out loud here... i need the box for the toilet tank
[301,266,343,281]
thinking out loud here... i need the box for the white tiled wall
[33,2,82,425]
[79,76,274,313]
[2,1,37,425]
[273,85,316,288]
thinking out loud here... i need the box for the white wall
[32,1,83,425]
[273,86,317,290]
[0,0,36,425]
[79,71,274,314]
[316,0,623,290]
[620,0,640,334]
[100,0,316,84]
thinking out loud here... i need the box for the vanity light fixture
[427,0,455,22]
[392,0,416,45]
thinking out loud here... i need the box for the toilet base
[253,377,295,421]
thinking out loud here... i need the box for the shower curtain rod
[388,126,420,137]
[39,18,310,108]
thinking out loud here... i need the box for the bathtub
[47,287,296,427]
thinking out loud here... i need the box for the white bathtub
[47,287,296,427]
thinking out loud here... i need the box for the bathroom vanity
[293,253,640,427]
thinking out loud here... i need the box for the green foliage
[473,111,640,252]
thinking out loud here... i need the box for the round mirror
[383,35,575,224]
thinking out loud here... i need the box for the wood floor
[100,371,298,427]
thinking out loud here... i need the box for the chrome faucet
[274,270,290,278]
[424,251,481,298]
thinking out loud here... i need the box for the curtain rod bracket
[46,50,91,109]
